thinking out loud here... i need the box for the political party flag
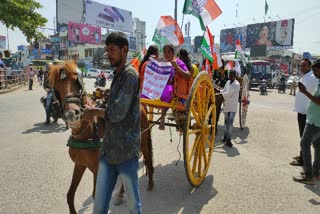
[200,27,220,69]
[131,48,146,71]
[183,0,222,30]
[225,61,234,71]
[235,39,248,65]
[152,16,184,49]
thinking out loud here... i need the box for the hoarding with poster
[57,0,83,32]
[220,27,247,53]
[128,35,137,52]
[246,19,294,49]
[85,0,133,33]
[68,21,101,45]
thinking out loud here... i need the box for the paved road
[0,81,319,214]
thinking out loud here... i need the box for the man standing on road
[220,70,240,147]
[293,59,320,185]
[82,32,142,214]
[291,59,318,166]
[28,66,34,90]
[290,72,298,96]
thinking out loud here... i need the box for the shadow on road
[91,161,217,214]
[214,143,240,157]
[78,196,94,214]
[21,122,68,134]
[304,182,320,205]
[233,127,250,144]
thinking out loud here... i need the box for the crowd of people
[28,31,320,212]
[77,31,245,213]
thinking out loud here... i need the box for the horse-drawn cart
[141,71,217,187]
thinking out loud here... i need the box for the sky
[1,0,320,54]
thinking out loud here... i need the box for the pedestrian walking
[293,59,320,185]
[290,59,318,166]
[28,66,34,90]
[220,69,240,147]
[290,72,298,96]
[82,32,142,214]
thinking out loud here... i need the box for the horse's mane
[49,60,78,87]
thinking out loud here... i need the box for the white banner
[85,0,133,33]
[142,58,172,100]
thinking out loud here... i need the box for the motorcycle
[260,79,268,95]
[278,80,286,93]
[94,76,106,87]
[40,92,68,128]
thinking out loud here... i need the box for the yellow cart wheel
[183,71,216,187]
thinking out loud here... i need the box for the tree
[0,0,48,42]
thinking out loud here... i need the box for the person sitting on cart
[138,45,159,92]
[158,44,191,130]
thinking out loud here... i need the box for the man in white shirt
[220,70,240,147]
[291,59,318,166]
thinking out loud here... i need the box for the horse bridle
[53,68,87,117]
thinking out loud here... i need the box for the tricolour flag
[183,0,222,30]
[131,48,146,71]
[235,39,248,65]
[200,27,220,70]
[152,16,184,49]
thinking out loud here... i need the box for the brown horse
[48,60,154,214]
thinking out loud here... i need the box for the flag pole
[174,0,178,21]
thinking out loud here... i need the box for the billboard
[246,19,294,49]
[0,36,6,49]
[85,0,133,33]
[68,21,101,45]
[127,35,137,52]
[57,0,84,32]
[220,27,247,53]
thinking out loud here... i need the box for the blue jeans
[45,91,54,121]
[224,112,236,141]
[93,155,142,214]
[300,123,320,178]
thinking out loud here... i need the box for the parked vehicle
[286,75,299,89]
[86,68,102,78]
[248,60,272,89]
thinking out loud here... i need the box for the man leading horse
[82,32,142,214]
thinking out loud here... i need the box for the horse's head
[49,60,86,128]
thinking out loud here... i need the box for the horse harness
[53,67,101,145]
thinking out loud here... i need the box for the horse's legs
[67,164,86,214]
[141,130,154,190]
[88,166,98,199]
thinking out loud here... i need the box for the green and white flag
[183,0,222,30]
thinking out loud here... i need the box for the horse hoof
[113,196,124,205]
